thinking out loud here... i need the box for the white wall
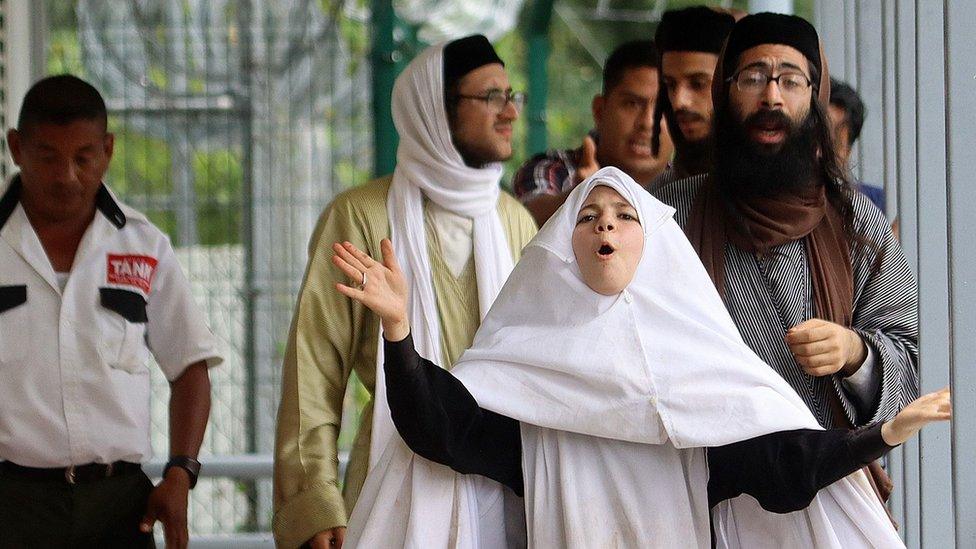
[816,2,976,547]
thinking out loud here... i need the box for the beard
[714,107,819,198]
[452,136,509,168]
[664,107,711,169]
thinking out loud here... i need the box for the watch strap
[164,455,201,489]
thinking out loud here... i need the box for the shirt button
[623,291,633,304]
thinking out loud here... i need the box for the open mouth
[628,139,652,157]
[750,123,786,144]
[598,244,615,256]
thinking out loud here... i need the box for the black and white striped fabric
[654,175,920,427]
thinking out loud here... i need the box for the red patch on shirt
[107,254,158,293]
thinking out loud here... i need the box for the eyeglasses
[728,69,813,96]
[455,89,527,112]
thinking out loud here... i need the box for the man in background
[513,40,673,226]
[829,78,887,213]
[272,35,536,549]
[655,12,918,439]
[651,6,736,188]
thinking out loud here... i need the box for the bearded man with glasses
[655,12,918,518]
[272,34,537,549]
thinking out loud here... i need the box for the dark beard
[663,107,711,175]
[714,108,819,198]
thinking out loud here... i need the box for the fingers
[344,241,377,268]
[162,514,188,549]
[785,320,834,345]
[332,242,368,273]
[920,387,952,419]
[380,239,402,274]
[787,339,837,358]
[139,511,157,534]
[581,135,598,167]
[335,282,365,301]
[331,253,363,283]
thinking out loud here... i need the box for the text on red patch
[107,254,158,293]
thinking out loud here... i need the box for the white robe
[347,167,903,548]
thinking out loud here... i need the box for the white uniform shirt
[0,178,223,468]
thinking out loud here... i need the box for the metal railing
[144,452,350,547]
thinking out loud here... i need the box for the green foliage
[192,149,244,245]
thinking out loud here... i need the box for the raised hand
[332,239,410,342]
[573,135,601,184]
[881,387,952,446]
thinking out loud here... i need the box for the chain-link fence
[46,0,374,537]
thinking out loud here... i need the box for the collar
[0,175,127,232]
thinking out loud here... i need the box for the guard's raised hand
[333,239,410,341]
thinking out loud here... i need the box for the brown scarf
[686,180,853,326]
[686,179,899,512]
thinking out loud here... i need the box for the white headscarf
[348,168,902,548]
[368,40,515,469]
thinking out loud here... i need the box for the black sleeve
[706,423,894,512]
[384,334,525,496]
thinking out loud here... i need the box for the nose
[637,100,654,129]
[597,219,615,232]
[761,79,784,108]
[672,83,692,110]
[500,98,519,121]
[54,157,80,183]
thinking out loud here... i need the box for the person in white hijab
[334,167,950,548]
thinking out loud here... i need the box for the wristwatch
[163,455,201,489]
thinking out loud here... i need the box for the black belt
[0,460,142,484]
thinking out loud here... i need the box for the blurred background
[0,1,972,547]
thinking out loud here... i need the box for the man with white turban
[272,35,537,549]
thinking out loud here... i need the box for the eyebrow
[578,201,637,213]
[665,71,712,81]
[36,143,97,153]
[740,60,807,74]
[470,86,513,95]
[617,91,651,101]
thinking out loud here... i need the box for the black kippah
[721,12,821,79]
[443,34,504,91]
[655,7,735,55]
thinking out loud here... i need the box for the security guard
[0,75,222,548]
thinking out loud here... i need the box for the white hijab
[348,168,902,548]
[368,40,515,469]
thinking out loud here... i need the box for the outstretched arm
[708,388,951,512]
[333,240,524,494]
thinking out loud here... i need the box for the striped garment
[648,165,680,193]
[654,175,919,428]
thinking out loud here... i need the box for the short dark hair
[602,40,660,95]
[828,78,865,146]
[17,74,108,134]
